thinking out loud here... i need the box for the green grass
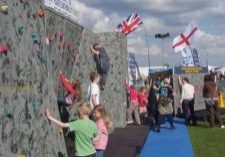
[188,114,225,157]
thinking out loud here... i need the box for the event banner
[181,46,194,67]
[128,53,137,81]
[44,0,79,21]
[173,66,208,74]
[192,48,200,67]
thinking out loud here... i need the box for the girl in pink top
[93,105,112,157]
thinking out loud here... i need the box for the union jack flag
[116,12,143,36]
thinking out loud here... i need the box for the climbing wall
[97,32,128,128]
[0,1,67,157]
[45,10,83,96]
[72,31,128,128]
[0,1,128,157]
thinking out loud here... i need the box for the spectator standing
[157,77,175,132]
[87,72,101,110]
[179,77,197,126]
[203,74,225,128]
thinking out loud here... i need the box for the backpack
[99,48,110,73]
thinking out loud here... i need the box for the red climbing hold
[68,43,75,50]
[39,7,44,17]
[20,0,27,4]
[46,36,53,45]
[55,32,64,39]
[47,36,53,42]
[0,45,8,54]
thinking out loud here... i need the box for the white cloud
[197,32,225,56]
[72,1,106,30]
[127,36,161,56]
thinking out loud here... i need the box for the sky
[71,0,225,67]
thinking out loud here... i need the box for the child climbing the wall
[138,86,148,124]
[58,71,81,106]
[90,43,110,91]
[45,102,98,157]
[58,70,81,106]
[126,78,141,125]
[57,71,81,122]
[93,105,112,157]
[87,72,101,110]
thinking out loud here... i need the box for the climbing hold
[46,37,50,45]
[55,32,64,41]
[37,51,46,64]
[4,110,14,119]
[39,6,44,17]
[46,36,53,45]
[31,33,40,44]
[0,44,8,54]
[18,152,26,157]
[27,10,31,18]
[68,43,75,50]
[20,0,27,4]
[18,26,24,35]
[0,5,8,14]
[20,0,29,9]
[32,101,38,112]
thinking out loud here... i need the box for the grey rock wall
[45,10,84,97]
[0,1,128,156]
[0,1,67,157]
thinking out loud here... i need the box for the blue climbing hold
[37,51,46,64]
[18,26,24,35]
[4,109,14,119]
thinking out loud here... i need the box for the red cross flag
[172,21,201,53]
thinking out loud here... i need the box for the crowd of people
[126,72,225,132]
[126,76,175,132]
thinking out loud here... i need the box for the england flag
[172,21,201,53]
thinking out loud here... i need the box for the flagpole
[144,27,151,72]
[161,38,164,68]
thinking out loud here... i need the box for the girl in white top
[87,72,101,109]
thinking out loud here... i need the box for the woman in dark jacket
[203,74,224,128]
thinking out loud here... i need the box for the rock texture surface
[0,1,127,157]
